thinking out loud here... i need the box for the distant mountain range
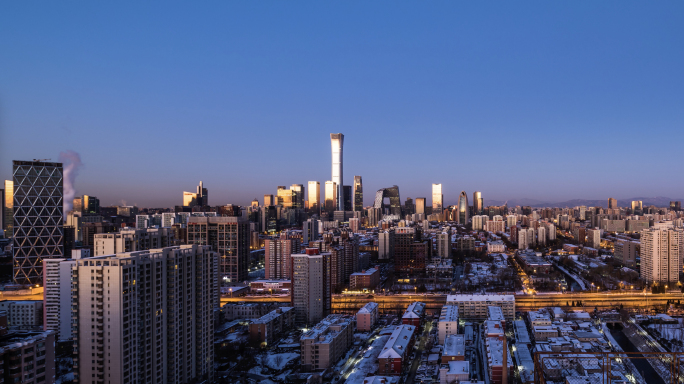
[483,197,683,208]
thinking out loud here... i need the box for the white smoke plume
[59,150,83,220]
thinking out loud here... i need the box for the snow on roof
[378,324,416,359]
[447,294,514,302]
[442,334,465,358]
[300,315,352,343]
[402,302,425,319]
[487,306,504,322]
[439,305,459,322]
[362,377,399,384]
[358,302,379,314]
[351,267,379,276]
[446,360,469,374]
[485,337,513,367]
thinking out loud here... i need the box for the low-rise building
[484,320,505,339]
[439,360,470,383]
[300,315,354,371]
[528,310,551,326]
[349,267,380,290]
[378,324,416,376]
[249,279,292,294]
[356,302,379,332]
[438,305,459,344]
[402,302,425,327]
[485,337,514,384]
[441,334,465,363]
[487,240,506,253]
[487,306,505,325]
[446,295,515,320]
[249,307,295,345]
[221,302,282,321]
[533,326,558,342]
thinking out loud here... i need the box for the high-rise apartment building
[436,232,451,259]
[292,248,331,325]
[457,191,469,225]
[324,181,337,214]
[12,160,64,285]
[378,230,394,260]
[473,191,483,215]
[353,176,363,212]
[44,258,78,341]
[640,222,683,285]
[330,133,344,211]
[432,184,443,214]
[415,198,426,216]
[615,239,638,267]
[187,216,250,284]
[394,227,428,273]
[93,227,174,256]
[303,218,318,245]
[308,181,320,214]
[586,229,601,249]
[72,245,217,384]
[608,198,618,209]
[183,181,208,207]
[265,234,301,279]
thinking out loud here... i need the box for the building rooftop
[444,360,469,375]
[439,305,459,322]
[358,302,379,314]
[442,334,465,358]
[252,307,294,324]
[402,302,425,319]
[447,294,514,303]
[378,324,416,359]
[350,267,379,277]
[485,337,514,367]
[487,306,505,322]
[300,315,352,344]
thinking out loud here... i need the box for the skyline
[2,2,684,206]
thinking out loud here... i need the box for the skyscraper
[631,200,643,215]
[13,160,64,285]
[608,198,618,210]
[291,184,305,209]
[83,194,100,214]
[473,191,483,215]
[72,245,217,384]
[432,184,443,214]
[330,133,344,211]
[640,222,682,285]
[458,191,469,225]
[324,181,337,214]
[353,176,363,212]
[2,180,12,234]
[183,181,208,207]
[308,181,320,214]
[264,194,274,206]
[415,198,426,215]
[187,216,250,284]
[343,185,352,211]
[373,186,402,217]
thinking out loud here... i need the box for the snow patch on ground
[264,352,300,370]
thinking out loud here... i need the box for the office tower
[342,185,352,212]
[367,208,382,227]
[415,197,426,215]
[436,232,451,259]
[670,201,681,212]
[292,248,331,325]
[291,184,305,210]
[303,218,318,244]
[183,181,208,207]
[0,186,3,231]
[330,133,344,211]
[264,194,275,206]
[83,195,100,214]
[187,216,249,284]
[631,200,643,215]
[353,176,363,212]
[457,191,469,225]
[12,160,64,284]
[72,245,217,384]
[3,180,12,235]
[308,181,320,214]
[432,184,443,214]
[73,196,83,213]
[324,181,337,213]
[404,198,414,217]
[473,191,483,215]
[43,258,77,341]
[640,222,683,285]
[373,186,402,216]
[608,198,618,209]
[265,234,301,279]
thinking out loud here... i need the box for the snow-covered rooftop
[402,302,425,319]
[439,305,459,322]
[378,324,416,359]
[358,302,379,314]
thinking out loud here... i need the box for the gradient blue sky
[1,2,683,208]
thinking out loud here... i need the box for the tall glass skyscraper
[353,176,363,212]
[458,191,469,225]
[308,181,320,214]
[432,184,443,214]
[324,181,337,214]
[473,191,483,215]
[3,180,12,234]
[330,133,344,211]
[12,160,64,284]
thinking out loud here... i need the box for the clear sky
[1,2,683,208]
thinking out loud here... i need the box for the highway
[220,291,684,312]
